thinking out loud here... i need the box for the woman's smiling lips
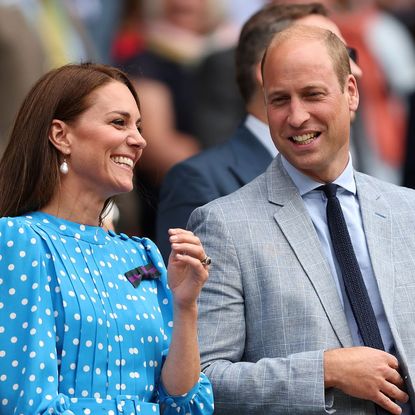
[110,155,135,170]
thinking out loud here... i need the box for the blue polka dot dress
[0,212,213,415]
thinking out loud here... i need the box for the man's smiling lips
[289,132,320,145]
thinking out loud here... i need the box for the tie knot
[319,183,337,198]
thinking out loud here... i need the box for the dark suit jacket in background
[156,122,273,261]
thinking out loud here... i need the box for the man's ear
[48,119,71,155]
[347,74,359,112]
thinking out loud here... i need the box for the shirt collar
[244,114,278,158]
[281,154,356,196]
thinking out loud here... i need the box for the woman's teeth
[111,156,134,168]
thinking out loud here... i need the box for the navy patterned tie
[319,183,389,415]
[321,183,384,349]
[321,184,389,414]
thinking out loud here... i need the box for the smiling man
[188,25,415,414]
[263,25,355,184]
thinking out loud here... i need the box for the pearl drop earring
[59,158,69,175]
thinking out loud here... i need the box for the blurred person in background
[0,3,45,156]
[332,0,415,185]
[379,0,415,188]
[0,0,99,156]
[375,0,415,41]
[192,43,245,149]
[111,0,147,64]
[192,0,268,148]
[69,0,125,64]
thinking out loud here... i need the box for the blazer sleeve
[188,205,333,415]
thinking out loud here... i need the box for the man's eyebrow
[267,89,289,98]
[301,85,326,91]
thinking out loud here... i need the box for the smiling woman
[0,63,213,415]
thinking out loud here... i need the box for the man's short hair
[261,24,351,91]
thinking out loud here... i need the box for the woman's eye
[112,119,125,127]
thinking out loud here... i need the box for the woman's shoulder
[0,214,36,231]
[0,215,51,276]
[0,214,45,242]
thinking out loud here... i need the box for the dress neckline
[26,211,110,245]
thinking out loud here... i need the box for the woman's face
[64,81,146,201]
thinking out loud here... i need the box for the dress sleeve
[0,219,74,415]
[141,238,215,415]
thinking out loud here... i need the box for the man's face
[263,36,359,183]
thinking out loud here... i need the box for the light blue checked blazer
[188,154,415,414]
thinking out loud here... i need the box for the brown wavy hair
[0,62,140,222]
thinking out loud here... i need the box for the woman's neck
[41,187,105,226]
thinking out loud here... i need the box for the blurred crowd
[1,0,415,238]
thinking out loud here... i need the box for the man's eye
[271,97,288,106]
[307,92,324,99]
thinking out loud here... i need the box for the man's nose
[287,99,310,128]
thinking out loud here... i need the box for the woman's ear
[48,119,71,155]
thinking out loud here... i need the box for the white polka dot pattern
[0,212,213,415]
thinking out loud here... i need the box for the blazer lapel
[355,174,394,319]
[267,157,353,347]
[228,125,274,186]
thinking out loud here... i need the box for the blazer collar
[266,155,299,206]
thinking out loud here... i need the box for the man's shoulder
[356,171,414,191]
[355,171,415,202]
